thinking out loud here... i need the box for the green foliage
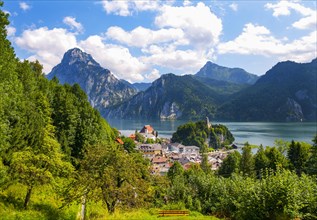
[306,134,317,175]
[167,161,184,181]
[121,136,136,153]
[240,142,255,177]
[172,120,234,150]
[69,143,152,214]
[218,151,241,177]
[254,145,269,178]
[288,140,310,176]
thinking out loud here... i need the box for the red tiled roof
[151,156,168,164]
[116,138,124,145]
[140,125,154,133]
[129,134,136,140]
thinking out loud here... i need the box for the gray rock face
[47,48,137,113]
[104,73,219,120]
[277,98,304,122]
[160,102,182,119]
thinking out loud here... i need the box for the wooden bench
[159,210,190,217]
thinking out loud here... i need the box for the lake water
[107,119,317,147]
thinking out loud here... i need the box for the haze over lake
[107,119,317,147]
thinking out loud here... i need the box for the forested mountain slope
[217,59,317,121]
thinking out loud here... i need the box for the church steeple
[206,116,211,129]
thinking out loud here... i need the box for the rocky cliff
[47,48,137,112]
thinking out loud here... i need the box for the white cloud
[229,3,238,12]
[183,0,192,6]
[101,0,160,16]
[6,26,16,37]
[218,23,317,63]
[106,26,186,47]
[79,35,148,82]
[155,2,222,49]
[145,68,161,81]
[15,27,77,73]
[265,1,316,30]
[19,2,30,11]
[292,11,317,30]
[63,16,84,33]
[141,45,207,73]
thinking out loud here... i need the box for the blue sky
[3,0,317,82]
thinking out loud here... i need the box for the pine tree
[288,140,310,176]
[254,144,269,178]
[240,142,254,177]
[307,135,317,175]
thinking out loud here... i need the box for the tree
[265,146,288,171]
[254,145,269,178]
[75,144,151,214]
[288,140,310,176]
[209,128,220,149]
[218,151,241,177]
[168,161,184,181]
[306,135,317,175]
[9,94,73,209]
[122,136,136,153]
[240,142,254,177]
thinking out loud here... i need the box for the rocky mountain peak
[62,48,100,66]
[196,61,259,85]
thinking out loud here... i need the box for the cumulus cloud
[145,68,161,81]
[155,2,222,49]
[141,45,207,73]
[101,0,160,16]
[15,27,77,73]
[63,16,84,33]
[6,26,16,37]
[218,23,317,63]
[104,2,222,76]
[106,26,186,47]
[265,1,316,30]
[19,2,30,11]
[79,35,148,82]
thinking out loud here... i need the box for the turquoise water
[107,119,317,147]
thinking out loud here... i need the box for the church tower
[206,116,211,129]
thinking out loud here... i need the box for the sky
[3,0,317,83]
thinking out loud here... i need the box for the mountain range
[47,48,137,113]
[47,48,317,122]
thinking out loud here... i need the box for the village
[120,124,233,175]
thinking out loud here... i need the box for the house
[168,143,200,156]
[140,125,154,134]
[129,134,136,140]
[116,138,124,145]
[179,157,191,166]
[139,125,157,141]
[168,143,186,152]
[137,144,162,158]
[151,156,168,164]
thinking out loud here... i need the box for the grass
[103,209,221,220]
[0,184,77,220]
[0,184,221,220]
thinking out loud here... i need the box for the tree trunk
[106,200,116,214]
[80,193,87,220]
[24,185,33,209]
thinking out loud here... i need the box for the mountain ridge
[195,61,259,85]
[47,48,138,112]
[217,58,317,121]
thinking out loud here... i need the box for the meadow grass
[0,184,220,220]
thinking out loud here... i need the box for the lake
[107,119,317,147]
